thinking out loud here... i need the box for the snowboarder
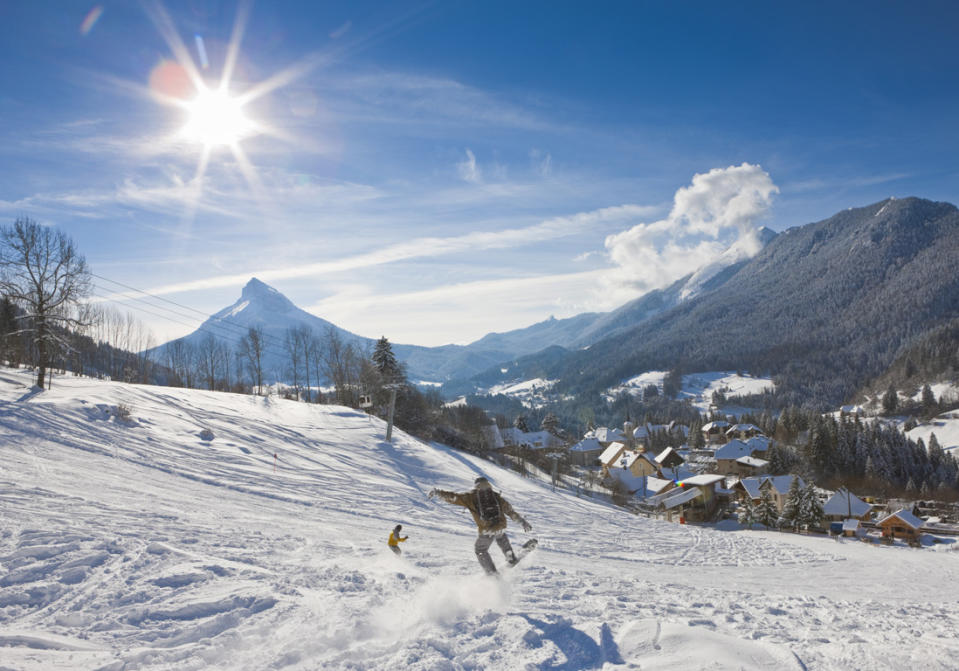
[429,476,533,575]
[388,524,408,555]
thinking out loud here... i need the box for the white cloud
[306,270,608,346]
[457,148,482,184]
[604,163,778,294]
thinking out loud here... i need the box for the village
[483,415,959,549]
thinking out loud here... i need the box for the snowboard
[507,538,538,568]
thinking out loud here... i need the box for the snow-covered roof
[503,429,562,449]
[726,423,761,435]
[599,442,626,466]
[679,474,725,487]
[739,475,803,498]
[632,476,674,500]
[570,436,603,453]
[661,486,703,509]
[761,475,802,495]
[842,519,860,531]
[594,427,625,443]
[714,439,755,460]
[735,456,769,468]
[482,424,505,449]
[879,509,924,530]
[702,420,730,432]
[746,435,772,451]
[654,446,683,464]
[823,489,872,518]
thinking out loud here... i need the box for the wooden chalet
[877,509,924,546]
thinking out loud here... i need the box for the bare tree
[196,333,225,391]
[0,217,91,388]
[238,325,266,395]
[162,339,191,387]
[321,328,366,407]
[284,326,304,399]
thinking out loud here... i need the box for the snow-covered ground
[679,371,775,414]
[603,371,668,402]
[907,410,959,455]
[2,367,959,670]
[486,378,558,407]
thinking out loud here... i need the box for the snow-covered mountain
[148,277,360,383]
[152,224,778,387]
[2,366,958,670]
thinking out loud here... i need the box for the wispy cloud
[136,202,657,297]
[457,148,482,183]
[785,172,911,194]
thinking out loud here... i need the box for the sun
[181,86,255,148]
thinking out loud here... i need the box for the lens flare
[80,5,104,36]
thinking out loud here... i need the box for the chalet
[599,442,628,470]
[841,518,863,537]
[653,474,726,523]
[714,439,769,475]
[877,509,924,545]
[823,489,872,522]
[569,436,604,466]
[635,476,675,500]
[500,428,564,450]
[733,455,769,478]
[736,475,805,513]
[604,449,660,494]
[655,447,685,470]
[701,420,730,445]
[482,423,505,450]
[725,423,763,440]
[593,426,626,447]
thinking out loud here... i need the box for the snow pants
[475,530,516,575]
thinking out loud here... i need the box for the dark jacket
[433,487,527,534]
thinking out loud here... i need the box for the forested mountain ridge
[475,197,959,409]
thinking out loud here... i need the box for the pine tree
[372,336,405,385]
[754,489,778,529]
[882,385,898,415]
[779,476,803,529]
[798,482,824,530]
[921,384,938,418]
[738,501,756,529]
[541,412,561,437]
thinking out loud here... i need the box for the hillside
[2,367,959,670]
[498,197,959,408]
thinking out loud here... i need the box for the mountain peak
[241,277,279,300]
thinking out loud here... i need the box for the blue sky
[1,1,957,346]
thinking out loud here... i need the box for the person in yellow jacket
[388,524,408,555]
[429,476,532,575]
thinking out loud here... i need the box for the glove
[521,520,532,533]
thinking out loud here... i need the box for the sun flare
[181,87,254,148]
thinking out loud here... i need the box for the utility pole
[385,385,398,442]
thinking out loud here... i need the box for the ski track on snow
[1,367,959,670]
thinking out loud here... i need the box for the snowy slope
[2,368,959,670]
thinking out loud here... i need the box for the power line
[90,273,293,355]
